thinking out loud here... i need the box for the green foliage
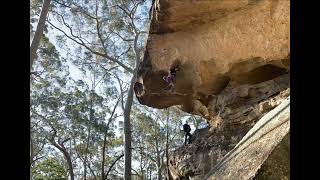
[130,107,185,179]
[29,0,192,179]
[30,0,43,19]
[32,157,68,180]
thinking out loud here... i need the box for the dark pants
[184,132,192,145]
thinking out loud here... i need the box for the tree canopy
[30,0,207,179]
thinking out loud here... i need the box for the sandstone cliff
[135,0,290,179]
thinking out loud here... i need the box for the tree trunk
[30,136,34,179]
[124,76,135,180]
[64,148,75,180]
[102,98,120,180]
[101,133,107,180]
[124,31,142,180]
[30,136,34,167]
[51,141,75,180]
[85,93,95,180]
[155,139,161,180]
[140,145,144,180]
[84,124,91,180]
[166,109,170,180]
[149,170,152,180]
[146,167,150,180]
[30,0,51,71]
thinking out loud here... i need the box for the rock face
[253,133,290,180]
[135,0,290,179]
[204,96,289,180]
[167,79,289,180]
[136,0,289,121]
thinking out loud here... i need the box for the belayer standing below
[183,123,192,145]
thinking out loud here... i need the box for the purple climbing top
[163,73,175,83]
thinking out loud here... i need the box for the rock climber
[183,123,192,145]
[163,67,179,91]
[134,82,145,104]
[134,81,144,97]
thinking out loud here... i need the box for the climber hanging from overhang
[163,64,179,91]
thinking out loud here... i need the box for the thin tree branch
[104,154,124,179]
[131,168,143,178]
[114,74,126,111]
[87,160,97,179]
[94,0,107,56]
[31,155,46,165]
[94,65,119,89]
[47,19,134,73]
[32,139,46,162]
[116,46,132,59]
[60,138,71,145]
[52,0,96,19]
[110,30,134,42]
